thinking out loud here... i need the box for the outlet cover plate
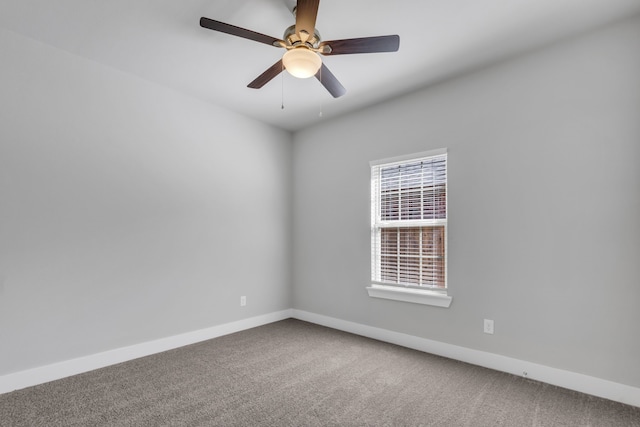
[484,319,494,334]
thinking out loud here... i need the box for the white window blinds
[371,150,447,289]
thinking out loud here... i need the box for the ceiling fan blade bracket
[299,30,310,43]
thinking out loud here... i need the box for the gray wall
[2,13,639,391]
[292,15,640,387]
[0,29,293,375]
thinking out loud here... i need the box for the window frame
[367,148,452,308]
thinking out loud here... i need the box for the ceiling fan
[200,0,400,98]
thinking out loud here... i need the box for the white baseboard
[291,309,640,408]
[4,308,639,409]
[0,309,293,394]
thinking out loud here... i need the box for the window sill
[366,284,452,308]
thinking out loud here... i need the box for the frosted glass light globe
[283,48,322,79]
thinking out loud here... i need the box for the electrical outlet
[484,319,494,334]
[240,296,246,307]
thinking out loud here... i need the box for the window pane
[422,226,445,288]
[381,190,399,220]
[423,183,447,219]
[401,188,422,220]
[380,226,445,288]
[379,158,447,221]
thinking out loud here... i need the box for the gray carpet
[1,319,639,426]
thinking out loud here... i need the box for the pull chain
[318,65,323,117]
[281,63,285,110]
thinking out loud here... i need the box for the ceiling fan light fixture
[200,2,399,98]
[282,47,321,79]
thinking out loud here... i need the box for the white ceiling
[2,0,640,132]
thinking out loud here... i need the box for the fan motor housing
[283,25,321,48]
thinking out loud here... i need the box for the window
[367,149,452,307]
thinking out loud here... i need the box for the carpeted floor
[1,319,639,426]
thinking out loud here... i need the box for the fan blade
[248,60,284,89]
[320,35,400,55]
[200,17,283,47]
[295,0,320,40]
[315,63,346,98]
